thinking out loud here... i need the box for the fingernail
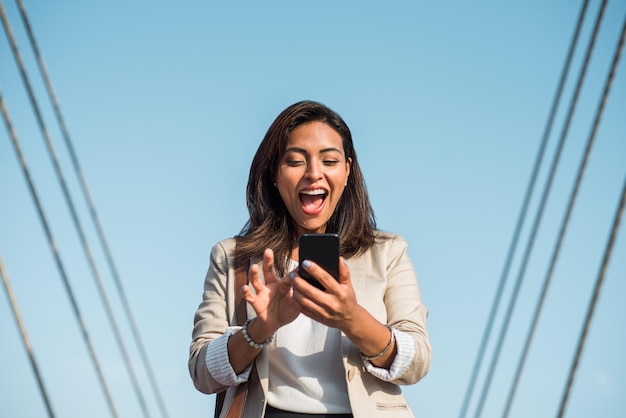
[342,258,348,266]
[302,260,311,268]
[289,271,295,280]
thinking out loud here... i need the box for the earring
[273,182,277,187]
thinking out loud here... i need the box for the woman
[189,100,431,417]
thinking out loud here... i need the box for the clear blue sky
[1,1,625,417]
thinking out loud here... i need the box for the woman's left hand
[292,257,362,332]
[294,257,398,369]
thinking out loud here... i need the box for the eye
[286,160,305,167]
[323,160,339,166]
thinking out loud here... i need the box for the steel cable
[0,1,147,416]
[556,13,626,418]
[557,175,626,417]
[502,8,626,416]
[0,250,56,418]
[13,0,170,416]
[458,1,590,416]
[0,86,118,418]
[472,1,608,416]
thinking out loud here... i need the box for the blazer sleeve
[188,240,234,394]
[383,234,432,385]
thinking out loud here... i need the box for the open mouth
[299,188,327,214]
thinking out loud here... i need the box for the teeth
[300,188,327,196]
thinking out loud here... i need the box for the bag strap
[234,266,249,327]
[215,264,254,418]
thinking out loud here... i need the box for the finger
[262,248,278,284]
[337,257,351,285]
[286,270,297,294]
[292,274,323,299]
[292,276,338,318]
[248,263,266,294]
[241,284,257,304]
[293,292,337,327]
[292,283,329,318]
[299,259,337,292]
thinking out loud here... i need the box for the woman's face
[275,121,351,237]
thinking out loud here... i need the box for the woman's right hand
[241,248,301,336]
[228,249,299,374]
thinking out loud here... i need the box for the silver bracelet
[242,318,274,349]
[360,325,395,361]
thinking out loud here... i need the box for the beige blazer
[189,232,431,417]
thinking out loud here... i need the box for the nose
[305,158,323,181]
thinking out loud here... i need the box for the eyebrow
[283,147,343,155]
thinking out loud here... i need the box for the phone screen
[298,233,339,290]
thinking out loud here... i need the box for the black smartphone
[298,233,340,290]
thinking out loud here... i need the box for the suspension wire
[556,16,626,418]
[502,9,626,417]
[0,251,56,418]
[558,180,626,417]
[0,86,118,418]
[0,2,149,417]
[13,1,169,416]
[472,1,609,417]
[457,1,591,417]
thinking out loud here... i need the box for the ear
[345,157,352,186]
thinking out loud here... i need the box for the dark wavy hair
[235,100,376,275]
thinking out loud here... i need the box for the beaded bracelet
[242,318,274,349]
[360,325,394,361]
